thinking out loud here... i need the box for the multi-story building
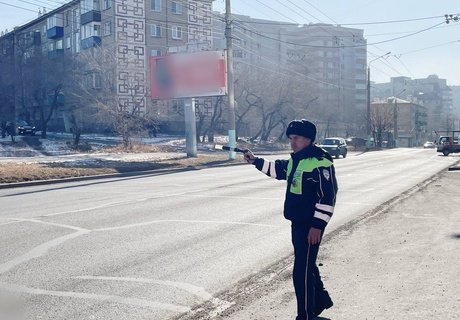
[213,15,367,137]
[0,0,214,132]
[372,75,454,134]
[371,98,427,147]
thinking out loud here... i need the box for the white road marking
[0,230,89,274]
[180,194,282,200]
[94,219,279,232]
[9,218,89,232]
[74,276,213,300]
[0,220,22,226]
[40,200,149,217]
[0,282,190,313]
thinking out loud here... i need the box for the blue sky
[1,0,460,85]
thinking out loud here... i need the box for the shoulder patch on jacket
[322,168,330,180]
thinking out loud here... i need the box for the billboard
[149,51,227,100]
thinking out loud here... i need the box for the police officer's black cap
[285,119,317,142]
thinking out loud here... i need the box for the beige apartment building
[0,0,214,131]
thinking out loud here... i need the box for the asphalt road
[0,148,457,320]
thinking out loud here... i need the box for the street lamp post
[367,52,391,148]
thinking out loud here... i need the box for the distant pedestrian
[1,120,6,138]
[243,119,337,319]
[5,121,16,142]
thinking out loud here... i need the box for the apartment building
[0,0,214,131]
[372,75,455,134]
[213,15,367,136]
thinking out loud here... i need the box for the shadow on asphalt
[45,160,175,172]
[451,233,460,239]
[0,168,194,197]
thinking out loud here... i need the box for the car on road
[318,137,348,158]
[435,130,460,156]
[423,141,435,148]
[17,120,36,136]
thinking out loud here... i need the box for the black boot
[315,289,333,316]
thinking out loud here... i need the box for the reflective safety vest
[286,157,334,195]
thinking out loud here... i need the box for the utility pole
[393,97,398,148]
[225,0,236,160]
[366,66,371,147]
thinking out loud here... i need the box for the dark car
[17,120,36,136]
[318,137,348,158]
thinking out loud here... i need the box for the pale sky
[1,0,460,85]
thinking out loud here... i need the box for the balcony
[47,26,64,39]
[81,10,101,25]
[81,36,101,49]
[47,49,64,59]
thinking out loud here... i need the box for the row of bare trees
[2,36,388,146]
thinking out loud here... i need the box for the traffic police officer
[244,119,336,319]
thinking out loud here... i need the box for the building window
[103,21,112,36]
[81,0,101,14]
[172,99,184,114]
[171,25,182,39]
[65,11,70,27]
[82,23,101,39]
[48,42,54,51]
[151,49,162,56]
[73,9,79,30]
[75,31,80,52]
[171,1,182,14]
[233,50,243,58]
[84,72,101,89]
[94,73,102,88]
[151,0,161,11]
[66,36,71,49]
[47,14,63,29]
[56,39,63,50]
[150,24,161,37]
[102,0,111,10]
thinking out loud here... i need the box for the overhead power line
[0,1,37,13]
[234,21,446,48]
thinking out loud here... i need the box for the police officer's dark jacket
[252,144,338,230]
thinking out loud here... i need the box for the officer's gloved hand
[243,149,256,164]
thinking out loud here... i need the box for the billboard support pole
[185,98,197,157]
[226,0,236,160]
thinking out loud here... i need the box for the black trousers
[291,224,323,320]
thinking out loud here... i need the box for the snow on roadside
[0,133,233,162]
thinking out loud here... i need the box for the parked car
[423,141,435,148]
[17,120,36,136]
[318,137,348,158]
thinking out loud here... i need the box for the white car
[423,141,435,148]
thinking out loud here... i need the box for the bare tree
[12,30,67,138]
[371,104,393,147]
[71,44,152,149]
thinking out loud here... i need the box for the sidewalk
[220,168,460,319]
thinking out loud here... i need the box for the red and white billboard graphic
[149,51,227,100]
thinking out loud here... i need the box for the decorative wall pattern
[115,0,146,115]
[187,1,213,50]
